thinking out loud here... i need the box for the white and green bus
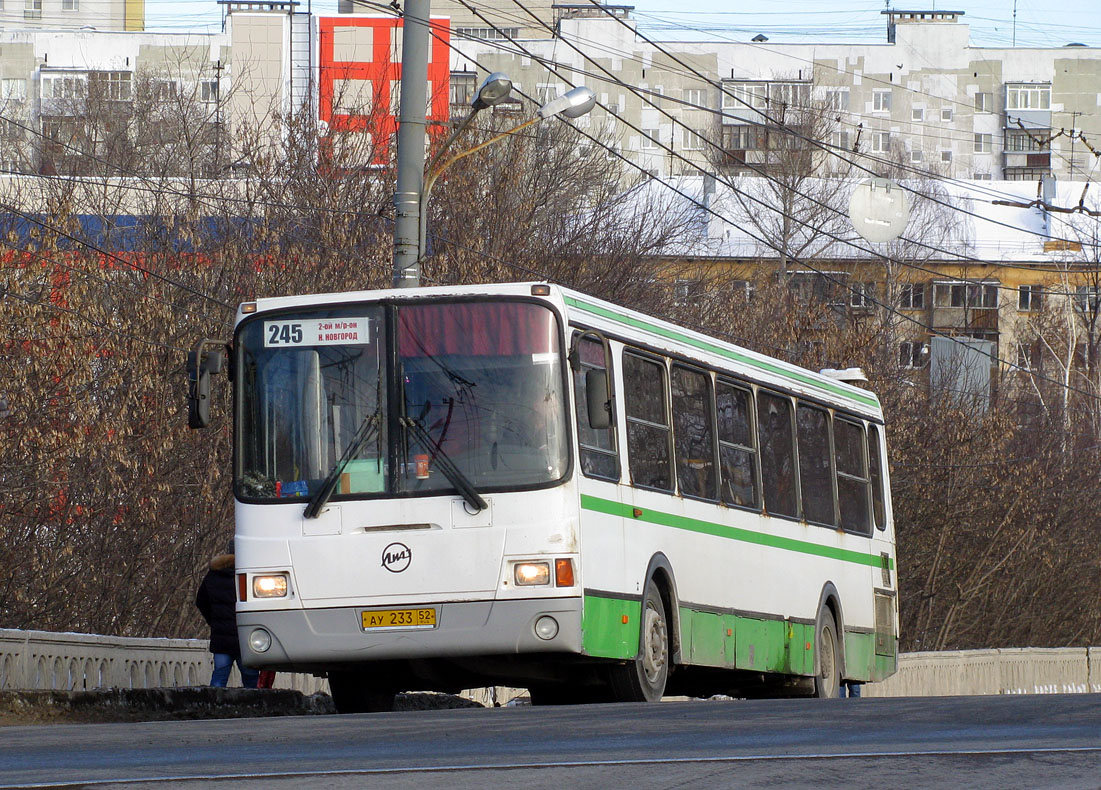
[188,282,898,711]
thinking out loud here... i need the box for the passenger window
[716,380,759,508]
[796,403,836,526]
[572,334,619,481]
[835,418,871,534]
[868,424,887,530]
[757,392,797,518]
[672,366,716,500]
[623,352,673,491]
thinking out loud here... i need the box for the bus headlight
[249,628,272,653]
[253,574,289,598]
[514,562,551,586]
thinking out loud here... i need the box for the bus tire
[610,580,669,703]
[328,670,396,713]
[813,609,841,699]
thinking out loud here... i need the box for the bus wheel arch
[643,553,682,666]
[813,583,845,698]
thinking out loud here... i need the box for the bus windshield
[235,299,568,502]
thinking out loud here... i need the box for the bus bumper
[237,597,582,670]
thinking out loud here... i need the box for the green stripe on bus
[580,494,894,570]
[563,294,881,410]
[582,595,897,682]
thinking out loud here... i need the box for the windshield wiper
[401,416,487,512]
[304,410,382,519]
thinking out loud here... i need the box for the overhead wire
[413,0,1101,401]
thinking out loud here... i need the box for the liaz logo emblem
[381,542,412,573]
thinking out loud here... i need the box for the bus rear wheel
[328,670,396,713]
[813,610,841,699]
[609,580,669,703]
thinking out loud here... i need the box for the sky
[145,0,1101,48]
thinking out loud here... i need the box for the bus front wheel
[609,580,669,703]
[328,670,396,713]
[813,610,841,699]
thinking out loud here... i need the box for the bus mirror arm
[585,369,612,430]
[187,338,228,430]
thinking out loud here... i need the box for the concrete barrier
[862,647,1101,697]
[0,629,328,695]
[2,629,1098,698]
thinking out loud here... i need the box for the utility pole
[391,0,431,288]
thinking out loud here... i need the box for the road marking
[7,746,1101,788]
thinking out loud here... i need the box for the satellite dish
[848,177,910,243]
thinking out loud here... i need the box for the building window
[62,0,78,9]
[941,150,953,163]
[200,79,219,103]
[850,282,876,309]
[1019,284,1043,312]
[1074,286,1101,313]
[1006,83,1051,110]
[723,82,767,110]
[830,130,851,151]
[825,89,849,110]
[974,133,992,153]
[974,173,993,180]
[899,341,929,368]
[640,129,659,150]
[871,131,891,153]
[453,26,518,40]
[41,74,86,100]
[912,108,924,122]
[770,82,810,109]
[1005,167,1049,181]
[872,90,892,112]
[449,72,475,110]
[941,108,954,122]
[90,71,132,102]
[975,92,993,113]
[685,88,706,109]
[1,78,26,102]
[1005,129,1048,152]
[723,124,761,151]
[899,283,925,309]
[24,0,41,19]
[934,281,998,309]
[910,149,924,163]
[682,128,705,151]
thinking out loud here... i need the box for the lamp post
[414,81,597,282]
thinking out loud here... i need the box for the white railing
[2,629,1099,698]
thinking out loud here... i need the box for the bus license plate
[361,608,437,630]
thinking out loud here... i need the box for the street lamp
[417,79,597,269]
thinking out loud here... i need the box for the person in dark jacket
[195,551,259,688]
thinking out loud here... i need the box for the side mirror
[187,339,226,429]
[585,369,612,430]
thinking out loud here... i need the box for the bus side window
[716,380,759,509]
[835,417,871,534]
[868,423,887,530]
[796,403,837,526]
[671,365,717,501]
[757,392,798,519]
[623,351,673,492]
[572,334,619,481]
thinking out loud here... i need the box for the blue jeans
[210,653,260,688]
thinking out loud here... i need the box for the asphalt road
[1,694,1099,789]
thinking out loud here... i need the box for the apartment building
[440,5,1100,183]
[0,0,145,32]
